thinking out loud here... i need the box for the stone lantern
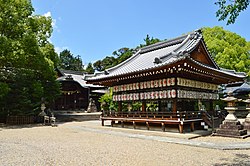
[221,91,238,121]
[243,94,250,130]
[214,91,248,138]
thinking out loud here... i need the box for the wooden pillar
[111,120,114,127]
[161,122,165,132]
[191,122,194,131]
[179,124,184,133]
[158,100,161,112]
[142,101,146,113]
[209,100,214,132]
[118,102,122,113]
[173,99,177,113]
[146,121,149,130]
[133,121,136,129]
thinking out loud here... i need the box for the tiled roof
[57,70,103,88]
[88,30,246,81]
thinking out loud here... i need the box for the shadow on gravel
[214,154,250,166]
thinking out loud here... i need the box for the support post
[161,122,165,132]
[146,122,149,130]
[191,122,194,131]
[133,121,136,129]
[142,101,146,113]
[173,99,177,113]
[118,102,122,113]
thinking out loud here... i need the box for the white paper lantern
[167,78,171,86]
[168,90,172,98]
[136,82,140,89]
[159,91,163,99]
[155,91,159,99]
[151,91,155,99]
[171,78,175,86]
[144,82,147,89]
[171,89,176,98]
[140,82,144,89]
[151,80,154,88]
[163,90,167,98]
[154,80,158,88]
[159,79,162,87]
[147,81,151,88]
[163,79,167,87]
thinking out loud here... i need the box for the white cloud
[43,11,57,29]
[43,11,51,18]
[55,46,69,54]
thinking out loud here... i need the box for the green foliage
[215,0,249,25]
[58,49,84,71]
[98,89,117,111]
[0,0,60,116]
[85,62,95,74]
[0,82,10,99]
[202,26,250,76]
[139,34,161,48]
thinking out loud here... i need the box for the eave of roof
[87,30,246,83]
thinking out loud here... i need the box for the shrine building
[87,30,246,133]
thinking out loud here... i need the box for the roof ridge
[140,35,188,54]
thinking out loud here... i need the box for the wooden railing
[102,110,202,121]
[6,116,35,125]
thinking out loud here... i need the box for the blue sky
[32,0,250,65]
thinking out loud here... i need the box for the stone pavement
[66,120,250,150]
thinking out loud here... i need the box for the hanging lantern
[171,78,175,86]
[140,93,144,100]
[163,79,167,87]
[140,82,144,89]
[155,91,159,99]
[147,81,151,88]
[151,80,154,88]
[172,89,176,98]
[159,91,163,99]
[136,82,140,89]
[159,79,163,87]
[154,80,159,88]
[151,91,155,99]
[163,90,167,98]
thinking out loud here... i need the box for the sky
[31,0,250,65]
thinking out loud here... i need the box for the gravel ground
[0,121,250,166]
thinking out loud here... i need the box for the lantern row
[113,78,176,92]
[177,78,218,91]
[177,90,219,100]
[113,77,218,93]
[113,89,177,101]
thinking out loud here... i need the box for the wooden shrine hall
[87,30,246,133]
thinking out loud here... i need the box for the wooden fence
[6,116,35,125]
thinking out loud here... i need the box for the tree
[215,0,249,25]
[139,34,161,48]
[0,0,60,116]
[58,49,84,71]
[93,60,103,71]
[85,62,95,74]
[202,26,250,76]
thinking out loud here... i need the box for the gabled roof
[87,30,246,82]
[56,69,103,88]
